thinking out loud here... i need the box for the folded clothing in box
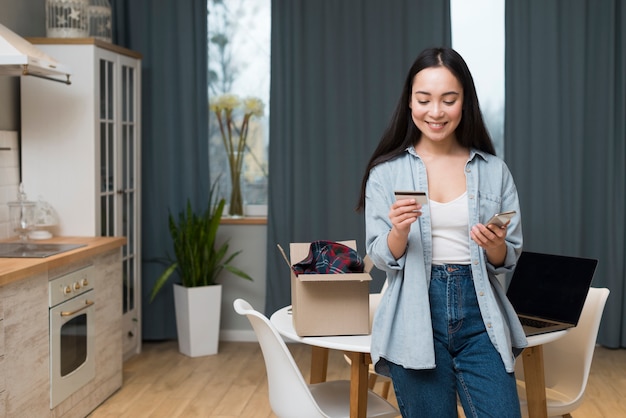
[292,240,365,275]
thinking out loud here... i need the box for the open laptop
[506,251,598,336]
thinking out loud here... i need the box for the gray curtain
[265,0,451,315]
[505,0,625,347]
[112,0,210,339]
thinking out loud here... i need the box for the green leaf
[149,262,178,302]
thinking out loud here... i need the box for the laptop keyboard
[520,317,555,328]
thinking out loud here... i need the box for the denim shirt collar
[405,145,490,163]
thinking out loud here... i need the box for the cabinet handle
[60,300,95,316]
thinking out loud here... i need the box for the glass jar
[7,184,37,242]
[46,0,90,38]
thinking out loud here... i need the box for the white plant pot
[173,283,222,357]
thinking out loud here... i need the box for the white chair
[515,287,610,418]
[233,298,399,418]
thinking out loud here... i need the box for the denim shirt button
[479,291,484,296]
[487,323,492,328]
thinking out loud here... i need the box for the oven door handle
[60,300,95,317]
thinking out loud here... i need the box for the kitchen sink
[0,242,87,258]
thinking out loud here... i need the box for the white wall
[0,1,47,235]
[218,223,267,341]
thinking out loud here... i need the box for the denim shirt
[365,147,528,375]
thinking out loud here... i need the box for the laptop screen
[506,251,598,325]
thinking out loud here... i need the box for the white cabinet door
[21,39,142,360]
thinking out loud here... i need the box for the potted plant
[150,180,253,357]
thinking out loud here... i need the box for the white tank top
[430,192,471,265]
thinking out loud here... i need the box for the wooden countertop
[0,236,126,287]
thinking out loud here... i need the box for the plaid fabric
[292,240,365,275]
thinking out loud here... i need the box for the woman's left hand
[470,222,509,266]
[470,222,508,249]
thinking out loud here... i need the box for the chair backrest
[516,287,610,401]
[233,298,327,418]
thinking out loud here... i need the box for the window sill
[220,216,267,225]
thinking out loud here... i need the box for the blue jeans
[388,264,521,418]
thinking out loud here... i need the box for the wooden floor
[89,340,626,418]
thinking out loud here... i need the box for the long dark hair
[356,47,495,211]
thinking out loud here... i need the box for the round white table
[270,305,567,418]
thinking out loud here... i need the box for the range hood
[0,23,71,84]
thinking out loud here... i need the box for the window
[208,0,271,211]
[451,0,505,156]
[207,1,503,214]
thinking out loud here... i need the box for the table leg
[522,346,548,418]
[310,346,329,384]
[347,351,369,418]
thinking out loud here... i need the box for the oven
[49,265,96,409]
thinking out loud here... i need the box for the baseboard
[220,329,258,342]
[220,329,299,344]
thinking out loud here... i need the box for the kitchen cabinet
[0,237,125,417]
[20,39,142,360]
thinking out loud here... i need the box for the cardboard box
[278,240,372,336]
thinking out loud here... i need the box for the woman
[357,47,527,417]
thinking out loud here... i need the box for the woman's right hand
[390,198,422,230]
[388,198,421,258]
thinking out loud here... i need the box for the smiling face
[409,66,464,145]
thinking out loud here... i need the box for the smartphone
[394,191,428,205]
[486,210,516,227]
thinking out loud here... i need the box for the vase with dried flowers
[210,94,264,217]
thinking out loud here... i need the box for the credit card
[394,191,427,205]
